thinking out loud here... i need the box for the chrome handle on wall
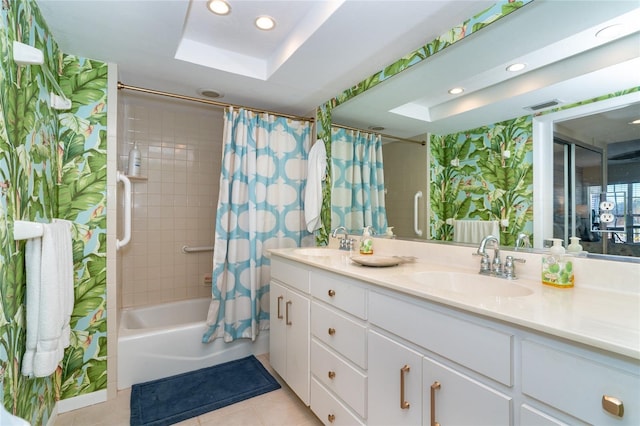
[413,191,423,236]
[285,301,292,325]
[430,381,441,426]
[277,296,283,319]
[400,365,411,409]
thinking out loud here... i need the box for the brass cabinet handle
[285,301,292,325]
[328,370,336,379]
[602,395,624,417]
[328,289,336,297]
[400,365,410,409]
[277,295,283,319]
[430,381,441,426]
[327,414,335,423]
[328,327,336,335]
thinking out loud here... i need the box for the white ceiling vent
[524,99,563,112]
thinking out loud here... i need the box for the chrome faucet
[476,235,502,275]
[331,226,354,251]
[474,235,525,279]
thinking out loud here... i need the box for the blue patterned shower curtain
[331,127,388,235]
[203,107,312,343]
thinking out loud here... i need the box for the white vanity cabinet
[309,270,368,425]
[269,258,311,405]
[268,251,640,426]
[368,290,512,426]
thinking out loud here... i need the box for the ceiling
[36,0,493,118]
[330,0,640,138]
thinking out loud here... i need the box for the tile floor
[54,355,322,426]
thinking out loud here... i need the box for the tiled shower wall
[118,92,223,308]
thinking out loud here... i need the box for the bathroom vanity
[268,240,639,426]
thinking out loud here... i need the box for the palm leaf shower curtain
[331,127,388,235]
[203,107,312,343]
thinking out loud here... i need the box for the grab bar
[116,171,132,250]
[414,191,423,236]
[182,245,214,254]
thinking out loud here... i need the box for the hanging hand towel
[22,220,74,377]
[304,140,327,232]
[452,219,500,244]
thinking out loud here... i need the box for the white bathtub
[117,298,269,389]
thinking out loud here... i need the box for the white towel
[22,220,74,377]
[304,140,327,232]
[452,220,500,244]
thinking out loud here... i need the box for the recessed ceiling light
[595,24,623,40]
[207,0,230,16]
[506,63,526,72]
[255,16,276,31]
[198,89,224,99]
[448,87,464,95]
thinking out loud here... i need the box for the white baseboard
[57,389,107,413]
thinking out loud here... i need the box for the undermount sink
[294,247,345,257]
[410,271,533,298]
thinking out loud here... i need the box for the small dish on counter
[350,255,402,267]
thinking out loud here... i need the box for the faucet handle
[504,255,526,279]
[473,252,491,274]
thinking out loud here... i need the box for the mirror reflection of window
[554,103,640,257]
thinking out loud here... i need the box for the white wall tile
[119,93,223,308]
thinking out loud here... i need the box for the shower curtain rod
[117,82,315,122]
[331,122,426,146]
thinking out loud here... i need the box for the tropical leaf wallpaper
[429,116,534,246]
[0,1,107,424]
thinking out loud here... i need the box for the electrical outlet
[600,213,615,223]
[203,274,212,285]
[600,201,615,211]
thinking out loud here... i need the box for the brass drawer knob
[328,327,336,335]
[328,289,336,297]
[328,370,336,379]
[602,395,624,417]
[328,414,336,423]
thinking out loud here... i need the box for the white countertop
[269,245,640,361]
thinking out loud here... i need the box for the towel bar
[14,221,44,240]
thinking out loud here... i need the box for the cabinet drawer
[311,378,364,426]
[310,272,366,319]
[369,291,513,386]
[311,339,367,417]
[312,302,367,368]
[520,404,569,426]
[271,258,310,293]
[522,339,640,425]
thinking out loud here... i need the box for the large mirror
[329,0,640,260]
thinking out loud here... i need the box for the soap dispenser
[541,238,574,288]
[567,236,583,254]
[360,226,373,255]
[127,142,141,176]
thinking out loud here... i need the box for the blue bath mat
[130,355,281,426]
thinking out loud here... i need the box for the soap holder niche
[13,41,72,110]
